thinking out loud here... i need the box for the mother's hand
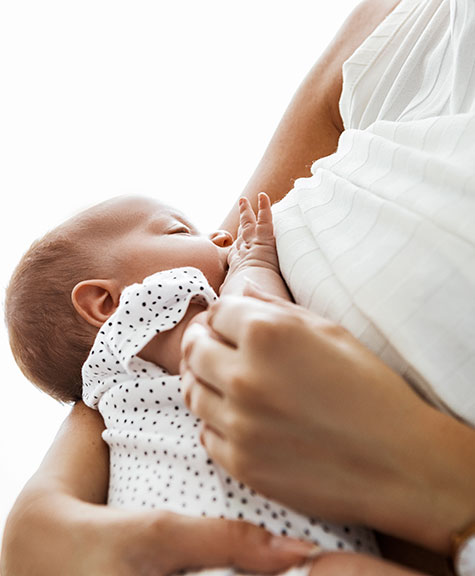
[180,291,475,554]
[76,507,317,576]
[0,401,316,576]
[2,487,316,576]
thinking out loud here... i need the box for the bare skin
[220,0,403,236]
[181,290,475,573]
[3,2,451,575]
[1,401,317,576]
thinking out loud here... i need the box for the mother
[2,0,475,575]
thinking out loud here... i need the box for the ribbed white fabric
[273,0,475,425]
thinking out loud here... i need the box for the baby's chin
[204,267,225,296]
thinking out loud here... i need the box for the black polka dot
[82,267,377,555]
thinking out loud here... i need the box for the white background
[0,1,361,543]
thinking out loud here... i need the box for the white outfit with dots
[82,267,378,575]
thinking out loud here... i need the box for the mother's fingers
[181,369,227,437]
[165,512,318,574]
[206,295,279,348]
[181,322,237,393]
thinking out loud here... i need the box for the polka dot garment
[83,267,378,555]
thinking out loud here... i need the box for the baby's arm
[220,193,291,301]
[139,303,206,375]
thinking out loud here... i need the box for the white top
[83,267,377,556]
[273,0,475,425]
[340,0,475,128]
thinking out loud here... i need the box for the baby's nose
[209,230,233,248]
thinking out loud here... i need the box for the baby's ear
[71,279,121,328]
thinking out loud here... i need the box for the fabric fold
[274,0,475,424]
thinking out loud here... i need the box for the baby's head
[5,195,232,403]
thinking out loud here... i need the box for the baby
[5,193,377,571]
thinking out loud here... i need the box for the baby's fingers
[238,197,257,243]
[256,192,275,242]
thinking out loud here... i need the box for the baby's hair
[5,204,121,403]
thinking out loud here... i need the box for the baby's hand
[227,192,280,278]
[219,192,290,300]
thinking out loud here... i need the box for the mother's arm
[1,402,110,576]
[221,0,402,236]
[0,402,316,576]
[2,3,405,574]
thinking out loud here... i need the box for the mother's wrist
[374,405,475,555]
[426,410,475,554]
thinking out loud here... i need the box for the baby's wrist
[221,263,286,298]
[228,259,280,277]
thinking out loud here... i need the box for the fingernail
[182,323,206,347]
[206,301,219,326]
[181,323,204,359]
[270,537,322,558]
[181,339,192,362]
[306,545,323,559]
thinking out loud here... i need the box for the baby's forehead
[66,196,196,243]
[105,195,169,220]
[79,196,176,230]
[110,196,194,231]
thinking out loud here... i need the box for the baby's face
[88,196,232,293]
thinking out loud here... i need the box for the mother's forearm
[1,402,109,576]
[1,482,107,576]
[34,401,109,503]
